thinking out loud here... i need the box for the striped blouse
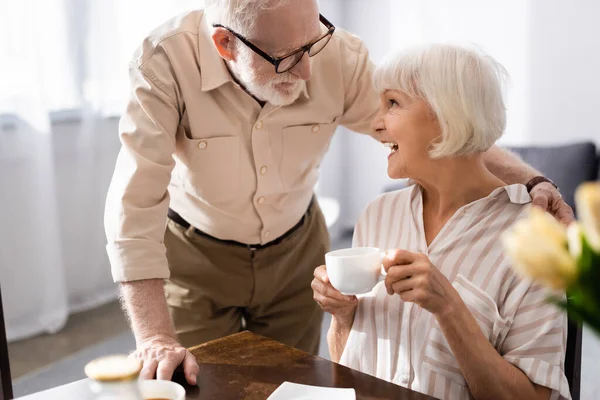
[339,184,571,400]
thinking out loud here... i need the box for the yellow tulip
[575,182,600,252]
[502,208,578,289]
[567,222,583,260]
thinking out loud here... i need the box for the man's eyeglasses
[213,14,336,74]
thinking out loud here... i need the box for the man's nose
[289,52,311,81]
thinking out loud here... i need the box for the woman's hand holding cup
[311,265,358,326]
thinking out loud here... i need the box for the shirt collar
[498,184,532,204]
[409,182,532,210]
[198,13,234,92]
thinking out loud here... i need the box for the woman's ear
[212,28,236,61]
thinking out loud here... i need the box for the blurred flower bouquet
[503,183,600,336]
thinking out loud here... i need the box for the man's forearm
[120,279,176,345]
[484,146,541,184]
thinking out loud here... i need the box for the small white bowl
[138,379,186,400]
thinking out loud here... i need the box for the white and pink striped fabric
[339,184,571,400]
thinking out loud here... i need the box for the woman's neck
[413,155,507,220]
[413,155,506,246]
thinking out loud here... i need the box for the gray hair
[204,0,294,38]
[374,43,509,158]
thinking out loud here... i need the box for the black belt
[167,198,313,250]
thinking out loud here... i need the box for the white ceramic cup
[325,247,386,295]
[138,379,186,400]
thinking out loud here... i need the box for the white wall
[526,0,600,146]
[319,0,397,232]
[342,0,397,229]
[388,1,531,147]
[315,0,347,239]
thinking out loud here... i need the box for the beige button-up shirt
[341,184,570,400]
[104,10,379,282]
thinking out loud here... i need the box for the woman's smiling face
[372,90,442,179]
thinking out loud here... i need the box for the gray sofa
[383,141,599,400]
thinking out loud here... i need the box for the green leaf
[551,297,600,337]
[574,236,600,312]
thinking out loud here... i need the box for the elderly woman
[312,44,570,400]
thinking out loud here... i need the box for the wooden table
[19,331,432,400]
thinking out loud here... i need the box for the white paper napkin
[267,382,356,400]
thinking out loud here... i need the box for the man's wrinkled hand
[530,182,575,226]
[132,334,199,385]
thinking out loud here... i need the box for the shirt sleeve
[499,279,572,399]
[337,32,380,136]
[104,62,179,282]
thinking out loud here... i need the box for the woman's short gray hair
[204,0,293,38]
[374,44,509,158]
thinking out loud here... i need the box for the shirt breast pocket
[280,119,338,191]
[423,274,511,387]
[177,134,240,205]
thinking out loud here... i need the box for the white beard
[232,46,305,106]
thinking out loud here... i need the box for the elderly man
[104,0,574,385]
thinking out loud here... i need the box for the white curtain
[0,0,203,342]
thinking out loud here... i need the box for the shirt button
[264,231,270,239]
[260,166,268,175]
[257,196,265,204]
[311,124,320,133]
[197,141,207,149]
[255,121,263,130]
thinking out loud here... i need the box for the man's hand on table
[132,333,199,385]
